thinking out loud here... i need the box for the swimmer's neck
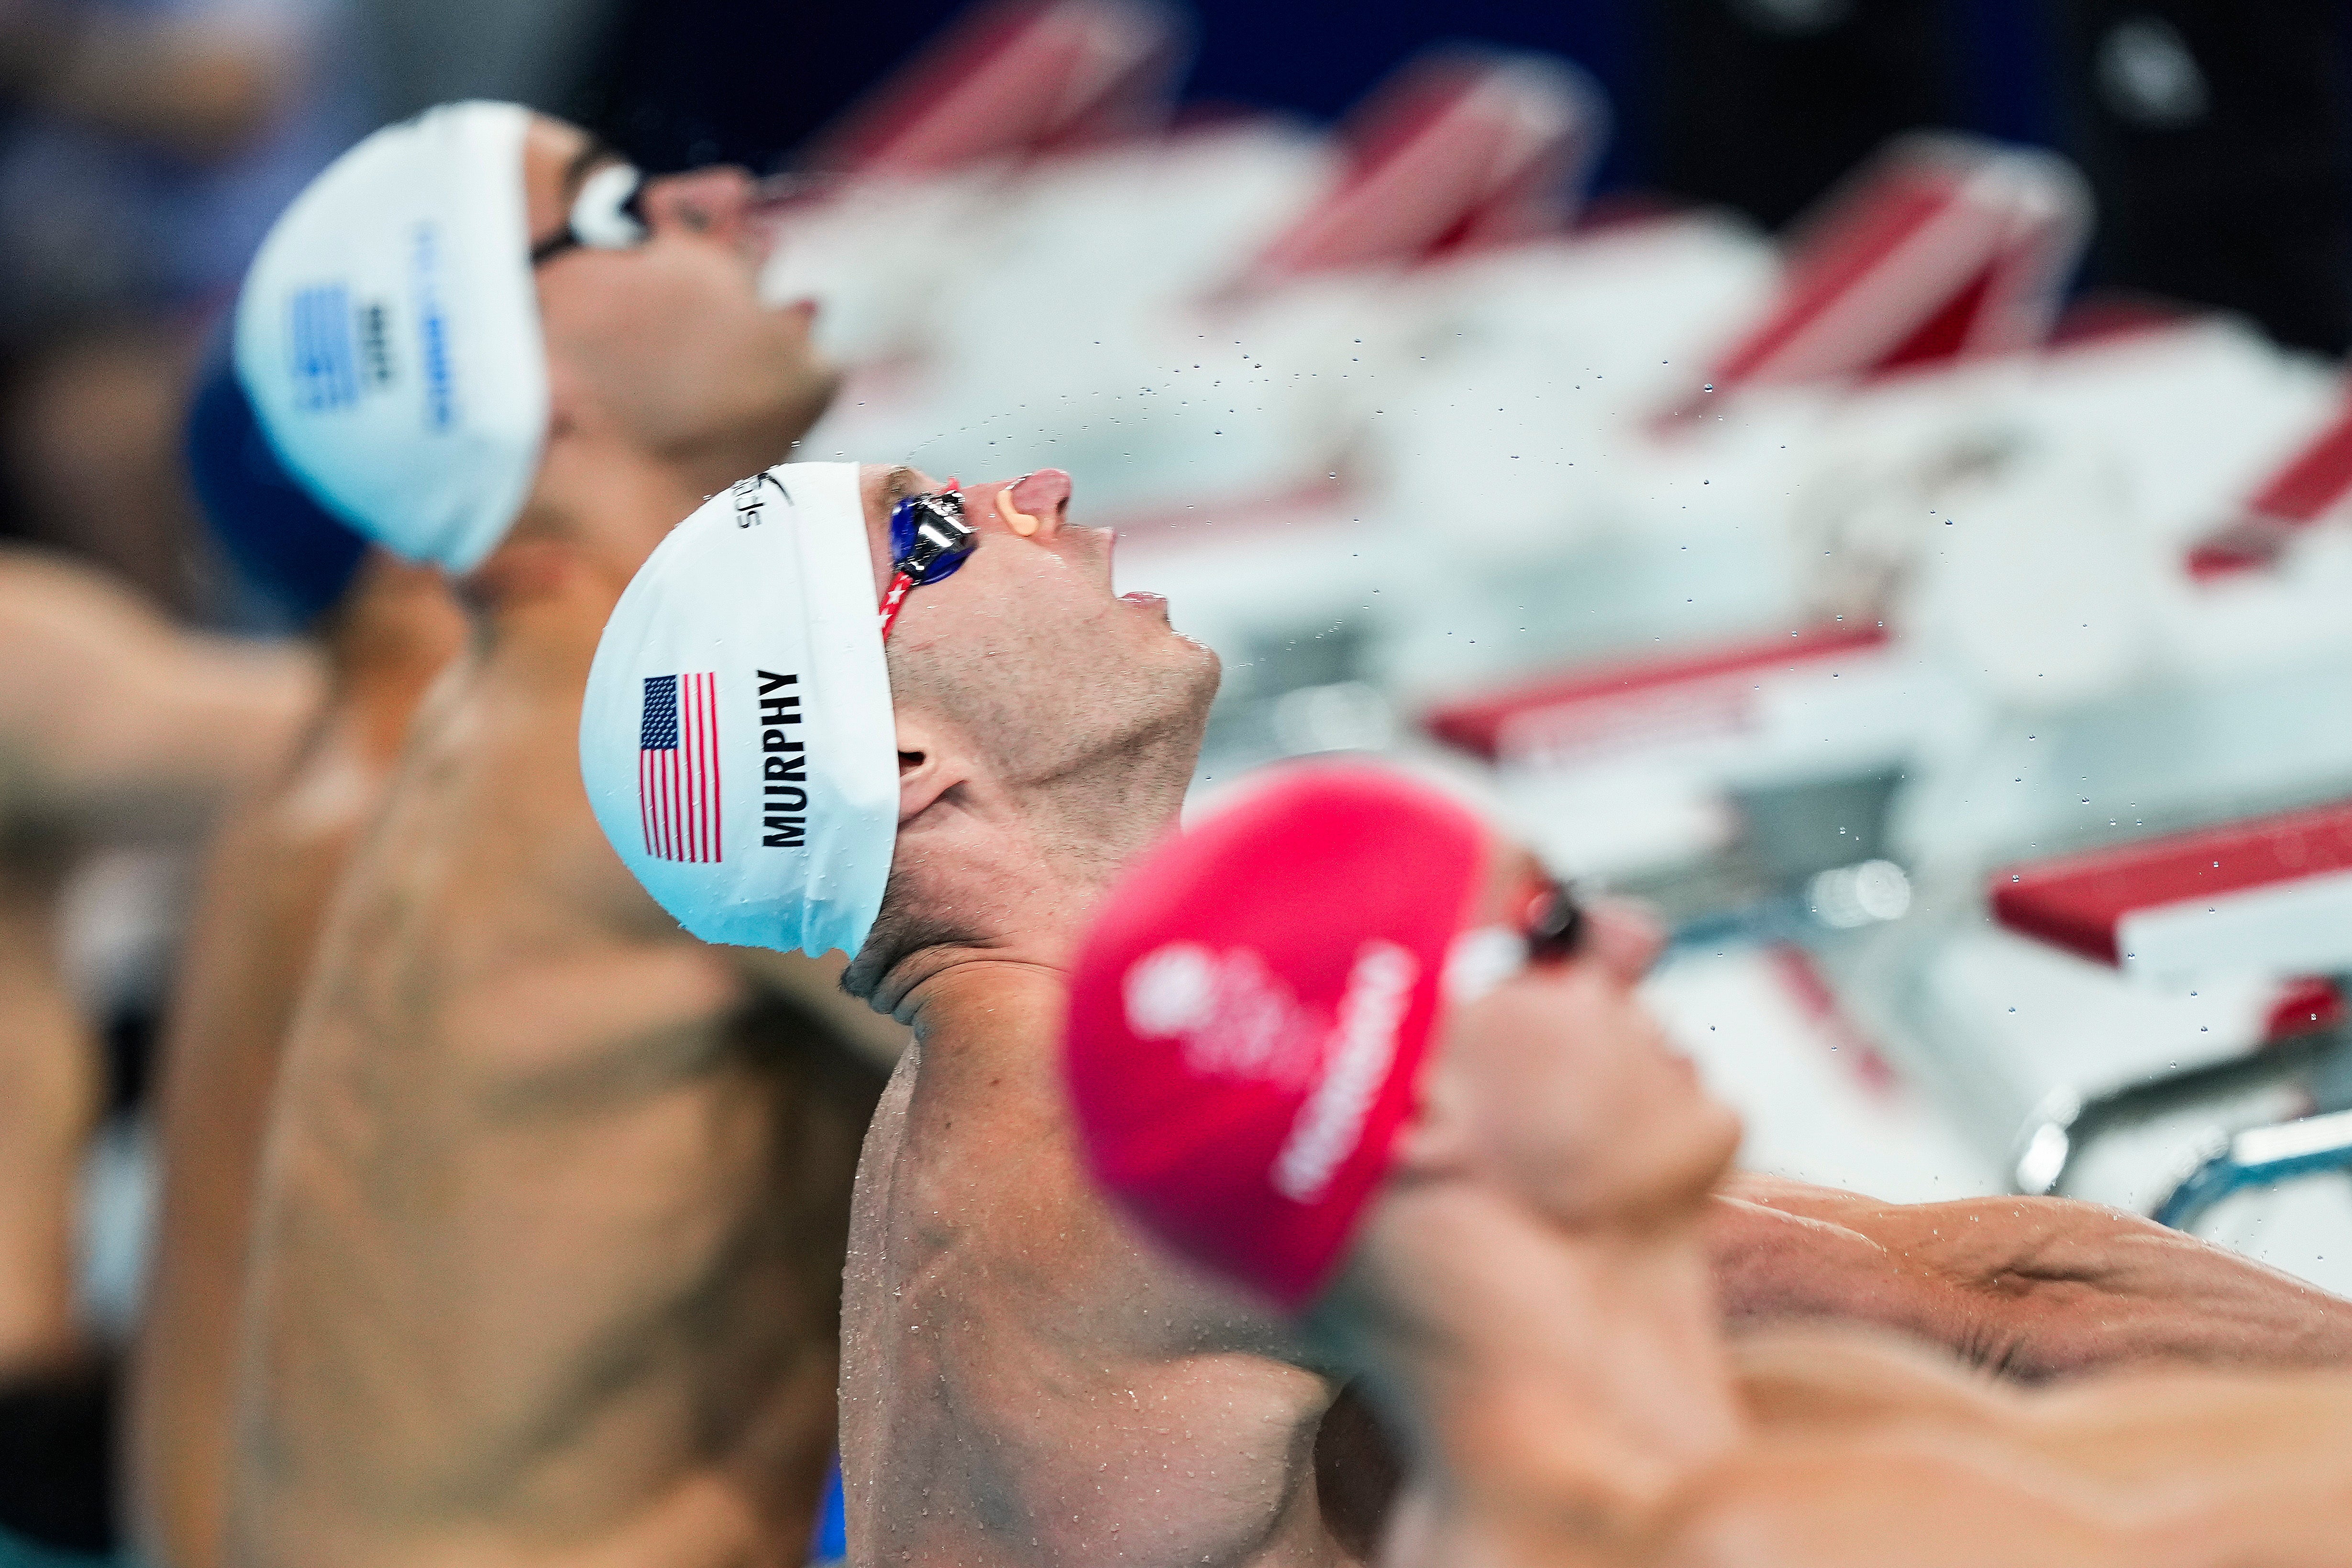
[1353,1182,1744,1566]
[902,963,1071,1060]
[468,441,717,616]
[879,859,1109,1038]
[858,780,1188,1024]
[320,556,465,755]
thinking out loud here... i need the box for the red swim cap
[1065,764,1489,1310]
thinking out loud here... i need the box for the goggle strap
[878,570,918,641]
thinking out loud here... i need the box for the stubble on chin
[780,358,843,450]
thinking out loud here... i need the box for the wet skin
[223,118,897,1568]
[844,518,2352,1568]
[1288,833,2352,1568]
[132,558,465,1568]
[835,465,1351,1568]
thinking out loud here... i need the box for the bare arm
[1659,1434,2134,1568]
[1719,1333,2352,1568]
[0,552,320,1390]
[1708,1173,2352,1380]
[0,551,320,835]
[0,851,97,1379]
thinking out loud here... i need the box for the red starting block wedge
[1992,800,2352,984]
[1424,622,1888,766]
[1660,134,2088,423]
[806,0,1189,177]
[1237,48,1605,285]
[2187,387,2352,578]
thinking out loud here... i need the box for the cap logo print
[757,669,807,848]
[1125,943,1220,1035]
[583,463,893,956]
[1125,943,1324,1090]
[356,298,397,389]
[640,672,721,863]
[732,471,789,527]
[409,222,457,431]
[1063,766,1488,1308]
[236,102,542,569]
[1274,941,1419,1203]
[289,284,360,411]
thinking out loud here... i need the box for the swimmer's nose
[641,165,755,246]
[990,469,1074,538]
[1586,899,1666,987]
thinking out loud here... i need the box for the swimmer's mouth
[1121,590,1171,621]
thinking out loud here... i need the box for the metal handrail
[2009,1027,2344,1198]
[2154,1108,2352,1230]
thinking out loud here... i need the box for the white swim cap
[234,101,546,575]
[580,462,898,957]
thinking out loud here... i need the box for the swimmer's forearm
[1710,1176,2352,1379]
[1922,1198,2352,1379]
[0,863,97,1375]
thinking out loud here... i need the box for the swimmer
[1064,764,2352,1568]
[128,364,467,1568]
[217,105,904,1568]
[588,463,2352,1568]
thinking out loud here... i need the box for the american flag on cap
[640,671,721,863]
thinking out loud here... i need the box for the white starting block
[816,44,1613,518]
[1667,133,2087,413]
[1879,319,2352,876]
[1138,130,2100,752]
[1994,799,2352,986]
[800,0,1187,178]
[2189,379,2352,575]
[1412,625,2000,1203]
[760,0,1195,366]
[1420,622,1954,886]
[1376,132,2095,696]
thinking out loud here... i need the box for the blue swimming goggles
[878,487,978,640]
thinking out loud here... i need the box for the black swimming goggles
[1521,878,1587,963]
[878,487,979,640]
[531,163,650,265]
[1448,875,1590,1005]
[530,161,832,265]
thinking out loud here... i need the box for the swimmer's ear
[1389,1055,1477,1180]
[893,713,964,823]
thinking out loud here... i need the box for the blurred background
[8,0,2352,1560]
